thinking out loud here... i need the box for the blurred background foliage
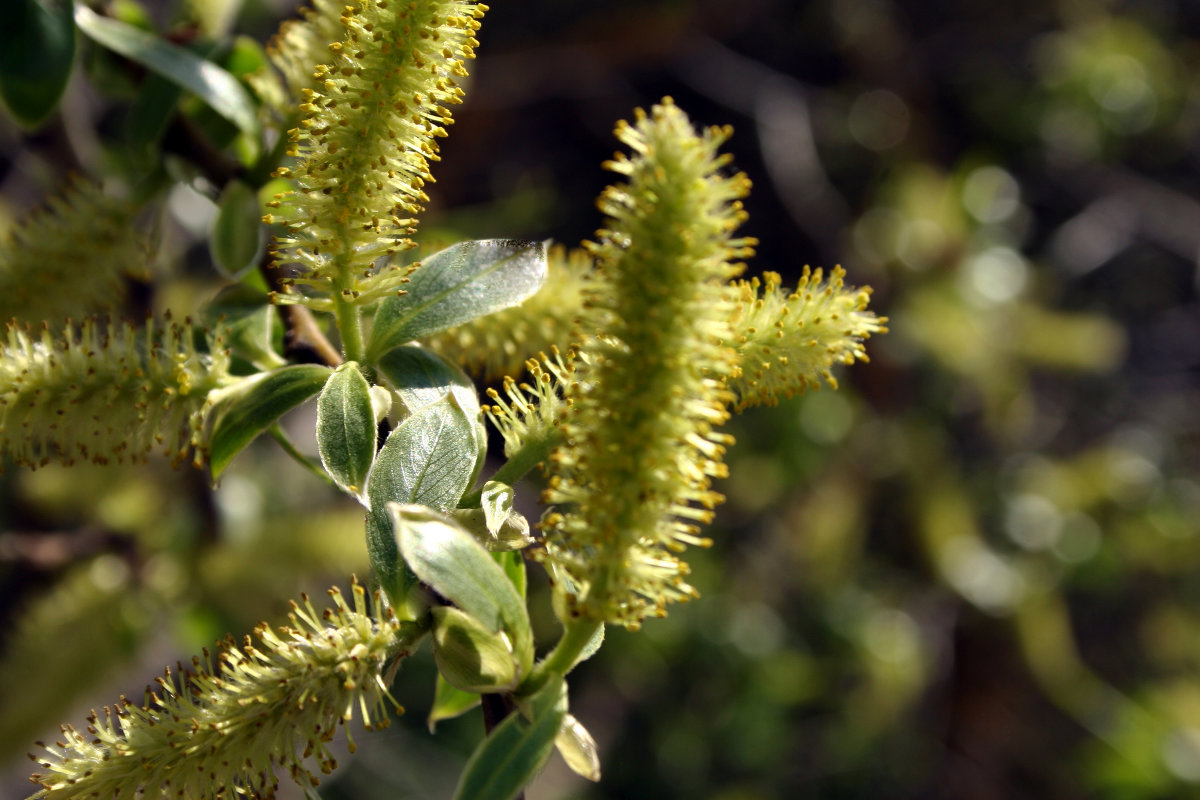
[1,0,1199,798]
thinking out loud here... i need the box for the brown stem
[282,305,344,367]
[480,692,516,734]
[480,693,525,800]
[254,244,343,367]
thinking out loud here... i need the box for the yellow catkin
[0,178,145,324]
[726,267,887,409]
[0,318,231,470]
[267,1,489,310]
[28,581,401,800]
[539,99,755,628]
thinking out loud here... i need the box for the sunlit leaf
[390,503,533,676]
[367,239,547,359]
[365,394,476,603]
[316,362,375,499]
[555,714,601,782]
[207,364,330,478]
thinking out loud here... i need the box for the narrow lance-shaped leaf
[316,362,376,499]
[207,364,331,479]
[0,0,75,128]
[74,5,260,138]
[211,179,265,277]
[453,677,567,800]
[367,239,548,360]
[127,37,222,148]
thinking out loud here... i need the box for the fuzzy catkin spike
[248,0,349,113]
[425,246,591,380]
[484,347,575,459]
[0,318,231,470]
[28,581,402,800]
[727,267,888,409]
[0,179,145,324]
[539,99,756,629]
[266,1,489,310]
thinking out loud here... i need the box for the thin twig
[268,425,333,484]
[283,304,344,367]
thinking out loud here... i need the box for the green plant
[3,2,883,798]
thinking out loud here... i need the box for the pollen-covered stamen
[27,579,402,800]
[484,347,575,459]
[538,98,753,628]
[0,317,232,471]
[726,267,887,410]
[268,1,490,310]
[0,178,145,325]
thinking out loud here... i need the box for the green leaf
[493,550,527,602]
[368,385,393,424]
[126,38,221,149]
[376,345,479,418]
[207,364,330,478]
[316,362,376,499]
[573,624,605,669]
[375,346,486,487]
[202,284,284,371]
[449,506,534,552]
[126,69,185,147]
[450,481,533,552]
[224,35,267,79]
[365,394,477,603]
[432,606,520,694]
[453,677,567,800]
[429,674,481,732]
[390,503,533,676]
[211,179,265,276]
[481,481,515,534]
[367,239,548,360]
[74,5,259,138]
[555,714,602,782]
[368,394,477,513]
[0,0,76,128]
